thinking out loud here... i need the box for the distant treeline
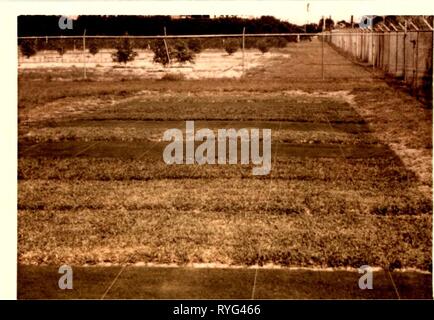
[18,15,321,36]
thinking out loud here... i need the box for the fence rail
[18,33,317,40]
[17,30,434,40]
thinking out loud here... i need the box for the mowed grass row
[18,208,431,269]
[21,94,363,124]
[20,124,378,145]
[18,179,431,216]
[18,157,417,190]
[79,95,362,122]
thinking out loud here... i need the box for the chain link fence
[325,29,433,103]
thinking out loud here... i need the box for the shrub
[54,39,68,56]
[88,42,99,55]
[151,40,171,66]
[20,40,37,58]
[256,39,271,54]
[160,73,186,81]
[171,40,195,64]
[152,39,195,66]
[112,35,138,64]
[224,39,239,55]
[56,46,67,56]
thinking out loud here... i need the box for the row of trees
[19,34,300,53]
[20,35,306,64]
[18,15,308,36]
[19,15,321,63]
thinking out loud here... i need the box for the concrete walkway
[18,265,432,299]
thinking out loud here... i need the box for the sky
[212,0,433,25]
[4,0,434,26]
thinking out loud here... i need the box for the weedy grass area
[18,40,432,270]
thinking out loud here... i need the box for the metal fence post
[163,27,171,66]
[395,30,398,75]
[414,31,419,96]
[371,29,374,71]
[321,32,324,80]
[242,27,245,75]
[321,16,325,80]
[404,21,407,81]
[82,29,87,79]
[388,30,391,73]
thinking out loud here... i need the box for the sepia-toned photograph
[16,5,432,300]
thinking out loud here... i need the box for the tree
[152,40,170,66]
[20,40,37,58]
[303,23,320,33]
[318,18,335,31]
[224,39,239,55]
[256,39,270,54]
[152,39,195,66]
[171,40,195,64]
[112,34,138,64]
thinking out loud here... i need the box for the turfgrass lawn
[18,41,432,271]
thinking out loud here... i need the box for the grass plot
[18,40,432,271]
